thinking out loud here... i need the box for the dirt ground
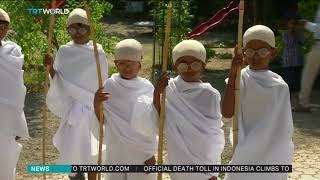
[16,17,320,180]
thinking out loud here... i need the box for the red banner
[187,1,239,39]
[47,0,65,9]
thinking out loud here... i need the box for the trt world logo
[28,0,69,15]
[28,8,69,15]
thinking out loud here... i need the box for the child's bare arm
[144,155,156,165]
[153,73,169,115]
[144,155,156,174]
[208,176,218,180]
[221,68,236,118]
[93,87,109,121]
[43,54,56,78]
[153,90,161,115]
[221,48,243,118]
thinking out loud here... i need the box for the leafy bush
[298,0,319,20]
[206,48,216,60]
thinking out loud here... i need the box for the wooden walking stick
[83,1,105,180]
[43,1,56,179]
[233,0,244,153]
[157,1,172,180]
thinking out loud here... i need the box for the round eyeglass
[177,61,202,72]
[244,48,271,58]
[68,27,88,36]
[116,61,140,69]
[0,24,9,31]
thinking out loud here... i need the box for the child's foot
[68,173,85,180]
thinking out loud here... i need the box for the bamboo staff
[233,0,244,153]
[83,1,105,180]
[43,1,56,179]
[157,1,172,180]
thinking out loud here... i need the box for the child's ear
[269,48,278,63]
[202,62,206,70]
[271,48,278,59]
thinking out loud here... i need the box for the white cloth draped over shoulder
[0,40,28,139]
[47,41,108,164]
[91,73,158,180]
[47,41,108,118]
[165,76,225,179]
[0,40,28,180]
[224,66,294,180]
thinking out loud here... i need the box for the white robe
[165,76,225,180]
[224,66,294,180]
[91,73,158,180]
[47,41,108,164]
[0,41,28,180]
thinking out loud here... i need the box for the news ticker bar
[28,165,292,173]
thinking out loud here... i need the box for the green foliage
[105,0,126,11]
[149,0,193,44]
[216,42,227,48]
[170,0,193,45]
[275,32,284,57]
[108,66,118,76]
[298,0,319,20]
[0,0,118,92]
[273,33,284,67]
[206,48,216,60]
[302,32,314,54]
[148,0,193,69]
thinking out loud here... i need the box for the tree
[298,0,319,20]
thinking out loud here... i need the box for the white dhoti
[0,41,29,180]
[47,40,108,164]
[91,74,158,180]
[53,101,101,164]
[165,76,225,180]
[103,127,156,180]
[224,67,294,180]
